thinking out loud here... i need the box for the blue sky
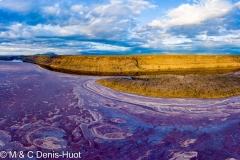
[0,0,240,55]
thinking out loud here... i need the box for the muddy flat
[97,73,240,98]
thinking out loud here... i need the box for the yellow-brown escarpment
[22,55,240,76]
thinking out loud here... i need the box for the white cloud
[93,0,129,16]
[148,20,163,28]
[149,0,232,28]
[162,36,192,45]
[235,1,240,8]
[196,30,240,46]
[87,42,131,51]
[0,23,84,39]
[71,5,83,13]
[42,4,60,15]
[0,0,154,40]
[127,0,156,14]
[0,23,32,38]
[0,0,155,42]
[0,0,34,12]
[0,44,77,55]
[93,0,155,16]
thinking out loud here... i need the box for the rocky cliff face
[21,55,240,76]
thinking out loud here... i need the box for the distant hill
[0,56,14,61]
[35,52,57,56]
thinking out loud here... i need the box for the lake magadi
[1,61,240,160]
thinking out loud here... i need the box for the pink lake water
[0,61,240,160]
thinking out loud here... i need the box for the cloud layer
[0,0,239,55]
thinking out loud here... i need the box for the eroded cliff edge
[21,55,240,76]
